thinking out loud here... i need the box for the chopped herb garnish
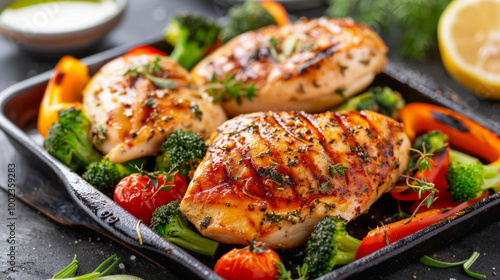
[205,73,257,104]
[124,56,177,90]
[189,104,202,120]
[264,211,283,223]
[91,125,106,146]
[336,88,346,98]
[329,163,349,177]
[319,181,330,190]
[143,97,156,107]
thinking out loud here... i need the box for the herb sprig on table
[51,254,144,279]
[326,0,452,60]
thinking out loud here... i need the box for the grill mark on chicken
[257,114,299,200]
[296,111,350,191]
[296,44,339,75]
[268,112,320,191]
[359,111,380,139]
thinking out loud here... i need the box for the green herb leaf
[52,255,78,279]
[205,73,257,104]
[329,163,349,177]
[463,252,486,279]
[420,255,467,268]
[274,261,309,280]
[319,181,330,190]
[144,74,177,89]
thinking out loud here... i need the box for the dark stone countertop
[1,1,500,279]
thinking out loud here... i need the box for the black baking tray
[1,35,500,280]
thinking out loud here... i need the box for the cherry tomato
[125,45,167,56]
[214,241,281,280]
[114,173,187,225]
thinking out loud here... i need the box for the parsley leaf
[205,73,257,104]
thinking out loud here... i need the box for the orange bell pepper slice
[398,103,500,165]
[355,191,489,260]
[37,56,89,138]
[260,1,290,26]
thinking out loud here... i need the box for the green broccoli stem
[334,251,356,266]
[162,217,218,256]
[482,164,500,191]
[338,235,362,252]
[335,234,361,265]
[449,149,480,164]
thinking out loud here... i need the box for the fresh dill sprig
[326,0,451,61]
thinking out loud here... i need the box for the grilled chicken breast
[83,55,227,163]
[180,110,410,249]
[191,18,388,116]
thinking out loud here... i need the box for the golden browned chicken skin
[191,18,388,116]
[180,110,410,248]
[82,55,227,163]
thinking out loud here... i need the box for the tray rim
[1,38,500,280]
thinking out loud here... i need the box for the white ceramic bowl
[0,0,127,54]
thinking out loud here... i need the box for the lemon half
[438,0,500,99]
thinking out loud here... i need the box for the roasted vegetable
[446,152,500,202]
[221,1,277,42]
[214,238,282,280]
[37,56,89,138]
[399,103,500,166]
[150,200,218,256]
[114,172,187,225]
[355,192,488,260]
[82,158,146,193]
[165,14,220,69]
[303,216,360,278]
[155,130,207,178]
[334,86,405,118]
[44,107,102,173]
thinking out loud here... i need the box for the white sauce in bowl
[0,0,118,34]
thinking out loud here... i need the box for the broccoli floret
[406,130,448,171]
[334,86,405,118]
[221,1,277,42]
[165,14,220,70]
[82,158,146,192]
[446,151,500,202]
[150,200,219,256]
[44,108,102,173]
[303,216,361,278]
[155,130,207,177]
[412,130,448,154]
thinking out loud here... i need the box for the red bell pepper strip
[125,45,166,57]
[355,191,489,260]
[390,145,450,201]
[398,103,500,165]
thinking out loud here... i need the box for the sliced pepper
[398,103,500,165]
[390,145,450,201]
[260,1,290,26]
[37,56,89,138]
[355,191,489,260]
[125,45,167,57]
